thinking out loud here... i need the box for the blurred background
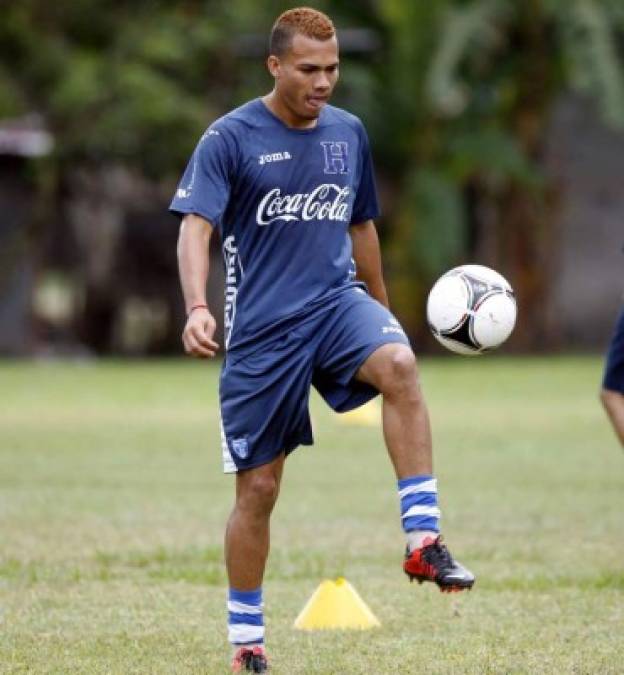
[1,0,622,358]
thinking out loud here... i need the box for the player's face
[269,33,339,123]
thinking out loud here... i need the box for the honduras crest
[231,437,249,459]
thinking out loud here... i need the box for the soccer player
[171,8,474,672]
[601,304,624,447]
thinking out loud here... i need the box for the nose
[314,72,330,91]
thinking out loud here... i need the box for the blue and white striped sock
[398,475,441,550]
[227,587,264,648]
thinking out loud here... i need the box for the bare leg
[355,342,475,590]
[356,343,432,478]
[225,453,286,590]
[601,389,624,448]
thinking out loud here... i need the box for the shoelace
[246,650,267,673]
[422,537,455,571]
[250,654,267,673]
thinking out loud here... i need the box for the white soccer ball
[427,264,517,355]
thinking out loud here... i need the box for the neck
[262,91,319,130]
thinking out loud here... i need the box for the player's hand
[182,307,220,358]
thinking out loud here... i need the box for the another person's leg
[601,389,624,446]
[601,307,624,448]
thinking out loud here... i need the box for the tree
[369,0,624,348]
[2,0,623,352]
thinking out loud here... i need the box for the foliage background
[1,0,623,354]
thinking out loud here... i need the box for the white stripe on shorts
[221,417,237,474]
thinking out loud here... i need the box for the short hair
[269,7,336,57]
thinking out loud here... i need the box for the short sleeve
[169,126,236,229]
[350,124,380,225]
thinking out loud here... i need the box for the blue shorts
[219,288,410,472]
[603,307,624,394]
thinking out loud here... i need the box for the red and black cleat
[231,646,269,673]
[404,536,475,592]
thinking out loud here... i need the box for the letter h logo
[320,141,348,174]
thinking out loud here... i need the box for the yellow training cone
[293,578,381,630]
[338,399,380,427]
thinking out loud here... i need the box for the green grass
[1,356,623,674]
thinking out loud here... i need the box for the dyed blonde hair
[270,7,336,56]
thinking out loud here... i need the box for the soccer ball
[427,264,517,355]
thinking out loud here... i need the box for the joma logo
[258,151,292,165]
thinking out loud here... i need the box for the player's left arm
[349,220,390,309]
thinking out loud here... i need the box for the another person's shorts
[603,306,624,394]
[219,287,410,472]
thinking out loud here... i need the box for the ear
[267,55,281,79]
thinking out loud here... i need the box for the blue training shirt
[169,98,380,352]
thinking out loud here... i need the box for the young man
[171,8,474,672]
[601,304,624,447]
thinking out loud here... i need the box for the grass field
[1,356,623,674]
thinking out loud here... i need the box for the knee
[383,347,420,398]
[239,473,280,514]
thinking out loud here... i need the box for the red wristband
[187,304,208,317]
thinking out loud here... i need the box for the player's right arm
[177,213,220,358]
